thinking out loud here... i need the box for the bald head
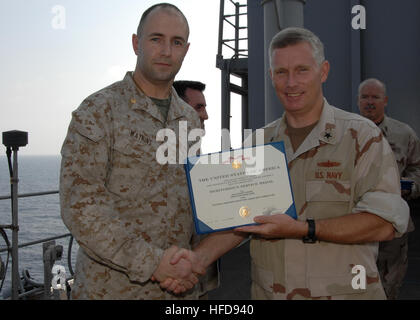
[358,78,387,97]
[137,3,189,39]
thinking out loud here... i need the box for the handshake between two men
[151,245,207,295]
[151,208,400,295]
[151,213,308,295]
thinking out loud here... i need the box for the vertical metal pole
[241,75,249,135]
[217,0,225,60]
[234,2,240,58]
[221,61,231,132]
[218,0,231,150]
[350,0,362,114]
[11,147,20,300]
[43,241,55,300]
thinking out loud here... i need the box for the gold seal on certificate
[239,206,250,218]
[184,141,297,234]
[232,160,242,169]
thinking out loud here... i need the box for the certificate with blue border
[184,141,296,234]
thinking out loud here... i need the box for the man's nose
[201,108,208,121]
[366,97,375,105]
[286,73,298,87]
[160,40,172,56]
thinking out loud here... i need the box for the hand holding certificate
[184,141,296,234]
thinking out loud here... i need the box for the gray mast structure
[217,0,306,147]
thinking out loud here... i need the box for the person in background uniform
[173,80,219,299]
[163,27,410,300]
[173,80,208,129]
[358,78,420,299]
[60,3,204,299]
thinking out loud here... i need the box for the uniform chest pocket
[113,135,156,162]
[107,137,163,200]
[306,180,351,202]
[305,180,351,220]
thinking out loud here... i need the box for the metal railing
[0,189,74,300]
[1,131,74,299]
[0,190,60,201]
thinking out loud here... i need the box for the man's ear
[320,60,330,83]
[269,68,275,88]
[132,34,139,55]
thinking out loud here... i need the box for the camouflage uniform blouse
[378,116,420,200]
[249,100,409,300]
[60,72,201,299]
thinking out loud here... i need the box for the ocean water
[0,155,78,296]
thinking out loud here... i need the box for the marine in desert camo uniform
[60,72,201,299]
[60,3,203,299]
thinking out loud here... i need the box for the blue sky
[0,0,244,155]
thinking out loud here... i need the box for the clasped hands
[152,213,301,294]
[151,245,206,295]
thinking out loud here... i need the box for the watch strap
[303,218,317,243]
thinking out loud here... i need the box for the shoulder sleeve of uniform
[351,122,410,235]
[405,128,420,199]
[353,192,409,235]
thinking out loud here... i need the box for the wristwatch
[302,218,317,243]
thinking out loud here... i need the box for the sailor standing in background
[358,78,420,299]
[173,80,209,129]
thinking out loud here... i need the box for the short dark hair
[173,80,206,101]
[137,3,189,38]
